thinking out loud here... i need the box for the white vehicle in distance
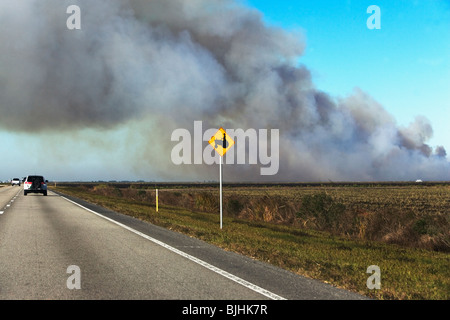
[24,175,48,196]
[11,178,21,186]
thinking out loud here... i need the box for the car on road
[24,175,48,196]
[11,178,21,186]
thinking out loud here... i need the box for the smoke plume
[0,0,448,181]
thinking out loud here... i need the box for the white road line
[59,194,286,300]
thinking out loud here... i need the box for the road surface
[0,185,367,300]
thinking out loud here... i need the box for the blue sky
[244,0,450,154]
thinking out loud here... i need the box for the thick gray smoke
[0,0,448,181]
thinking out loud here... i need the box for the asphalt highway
[0,185,367,300]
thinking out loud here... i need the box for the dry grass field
[52,182,450,299]
[80,182,449,251]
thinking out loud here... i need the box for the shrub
[227,198,244,216]
[296,192,346,230]
[195,192,219,212]
[413,218,428,235]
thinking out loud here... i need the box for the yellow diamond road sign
[208,127,235,157]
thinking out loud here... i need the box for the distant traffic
[10,178,21,186]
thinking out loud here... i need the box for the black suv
[24,175,48,196]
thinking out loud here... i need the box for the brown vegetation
[77,183,449,252]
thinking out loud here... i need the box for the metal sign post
[219,155,223,229]
[208,128,235,230]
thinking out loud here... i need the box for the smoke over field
[0,0,448,181]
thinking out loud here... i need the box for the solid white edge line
[58,194,286,300]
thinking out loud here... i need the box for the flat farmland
[51,182,449,300]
